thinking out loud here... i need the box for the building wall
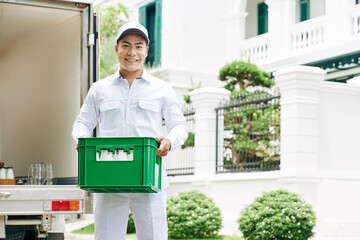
[318,82,360,171]
[310,0,325,19]
[245,0,264,39]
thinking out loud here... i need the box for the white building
[96,0,360,239]
[97,0,360,99]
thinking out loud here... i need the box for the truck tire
[23,230,44,240]
[5,225,26,240]
[23,231,64,240]
[47,233,64,240]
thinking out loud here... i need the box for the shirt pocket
[99,101,122,130]
[134,99,161,127]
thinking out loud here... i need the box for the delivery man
[72,22,188,240]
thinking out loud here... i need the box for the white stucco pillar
[266,0,295,58]
[347,76,360,87]
[225,11,248,62]
[274,66,326,173]
[190,87,230,177]
[224,0,248,62]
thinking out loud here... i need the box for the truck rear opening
[0,1,84,177]
[0,1,96,239]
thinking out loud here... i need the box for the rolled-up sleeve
[72,84,99,142]
[162,87,188,151]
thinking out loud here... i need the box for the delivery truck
[0,0,98,239]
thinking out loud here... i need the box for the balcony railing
[163,105,195,176]
[350,5,360,35]
[240,33,269,62]
[289,16,326,51]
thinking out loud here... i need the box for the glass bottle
[6,167,14,179]
[0,167,6,179]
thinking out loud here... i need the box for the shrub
[167,190,223,239]
[238,189,316,240]
[127,209,135,233]
[182,132,195,149]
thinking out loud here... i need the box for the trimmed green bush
[167,190,223,239]
[239,189,316,240]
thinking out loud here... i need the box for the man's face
[115,33,148,73]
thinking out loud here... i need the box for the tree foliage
[94,3,130,79]
[223,90,280,167]
[218,60,275,91]
[95,3,130,43]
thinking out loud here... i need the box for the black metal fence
[215,89,281,173]
[163,104,195,176]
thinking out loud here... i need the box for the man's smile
[125,58,138,62]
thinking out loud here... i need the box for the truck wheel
[47,233,64,240]
[5,225,26,240]
[23,230,37,240]
[23,231,64,240]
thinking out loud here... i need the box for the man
[72,22,188,240]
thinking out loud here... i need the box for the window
[139,0,162,66]
[357,0,360,4]
[258,2,268,35]
[300,0,310,22]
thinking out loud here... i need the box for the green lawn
[71,223,244,240]
[71,223,94,235]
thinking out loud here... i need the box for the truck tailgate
[0,185,91,215]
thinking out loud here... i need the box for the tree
[218,60,275,91]
[95,3,130,79]
[218,61,280,170]
[95,3,130,43]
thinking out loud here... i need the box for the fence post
[190,87,230,177]
[274,66,326,173]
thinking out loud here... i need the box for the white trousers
[94,190,168,240]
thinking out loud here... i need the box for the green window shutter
[258,2,268,35]
[139,6,148,66]
[139,6,146,27]
[300,0,310,22]
[154,0,162,67]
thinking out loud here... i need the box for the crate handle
[96,148,134,161]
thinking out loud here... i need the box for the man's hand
[155,136,171,157]
[76,135,89,151]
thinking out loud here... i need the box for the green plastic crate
[78,137,161,193]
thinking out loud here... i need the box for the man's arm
[161,87,188,155]
[72,84,99,143]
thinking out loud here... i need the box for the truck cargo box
[0,0,98,239]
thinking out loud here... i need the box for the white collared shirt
[72,70,188,150]
[72,70,188,189]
